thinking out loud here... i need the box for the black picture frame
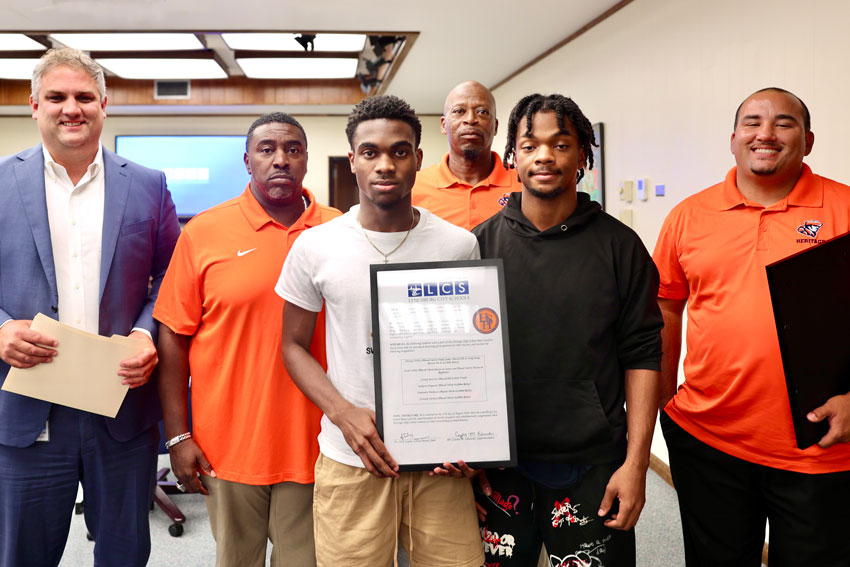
[370,259,516,471]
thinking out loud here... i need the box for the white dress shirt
[43,145,105,334]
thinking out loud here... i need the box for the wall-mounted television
[115,135,249,221]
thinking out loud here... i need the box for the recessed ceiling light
[237,57,357,79]
[0,34,46,51]
[223,33,366,52]
[96,59,227,79]
[52,33,203,51]
[0,59,41,80]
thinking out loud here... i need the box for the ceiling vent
[154,80,191,100]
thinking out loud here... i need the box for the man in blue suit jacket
[0,48,179,567]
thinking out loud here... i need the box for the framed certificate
[370,259,516,470]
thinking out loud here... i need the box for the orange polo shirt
[653,165,850,473]
[411,152,521,229]
[154,187,341,485]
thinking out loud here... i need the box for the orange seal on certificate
[473,307,499,334]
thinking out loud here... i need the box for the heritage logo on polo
[407,281,469,297]
[796,220,823,239]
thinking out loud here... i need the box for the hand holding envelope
[2,313,148,417]
[119,330,158,388]
[0,318,58,368]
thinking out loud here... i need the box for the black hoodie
[473,192,663,464]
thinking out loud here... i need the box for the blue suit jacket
[0,145,180,447]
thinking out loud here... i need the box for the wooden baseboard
[648,453,770,566]
[649,452,673,487]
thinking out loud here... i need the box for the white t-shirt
[276,205,480,467]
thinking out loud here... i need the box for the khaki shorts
[313,453,484,567]
[204,476,315,567]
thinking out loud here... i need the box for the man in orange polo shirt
[154,113,340,567]
[654,88,850,566]
[411,80,521,229]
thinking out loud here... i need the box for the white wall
[0,113,449,207]
[491,0,850,463]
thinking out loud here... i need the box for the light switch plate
[620,180,635,202]
[637,178,650,201]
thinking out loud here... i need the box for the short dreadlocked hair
[503,94,596,183]
[345,95,422,149]
[246,112,307,151]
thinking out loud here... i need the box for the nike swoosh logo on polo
[237,248,257,257]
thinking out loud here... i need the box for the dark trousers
[661,411,850,567]
[476,464,635,567]
[0,404,159,567]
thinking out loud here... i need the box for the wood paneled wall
[0,77,365,106]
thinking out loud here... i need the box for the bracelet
[164,432,192,450]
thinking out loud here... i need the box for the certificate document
[370,259,516,470]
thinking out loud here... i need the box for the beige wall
[491,0,850,464]
[492,0,850,248]
[0,113,449,207]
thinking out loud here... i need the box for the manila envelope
[2,313,147,417]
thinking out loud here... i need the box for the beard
[751,164,778,176]
[525,183,566,200]
[256,182,301,206]
[461,147,483,161]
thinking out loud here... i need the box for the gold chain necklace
[357,208,416,264]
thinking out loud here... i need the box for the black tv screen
[115,135,249,220]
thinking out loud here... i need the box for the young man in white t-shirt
[277,95,483,567]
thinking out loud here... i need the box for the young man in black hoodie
[471,94,663,567]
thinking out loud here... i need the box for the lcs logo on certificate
[408,281,469,297]
[473,308,499,334]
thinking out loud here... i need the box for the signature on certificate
[450,430,496,441]
[398,432,436,444]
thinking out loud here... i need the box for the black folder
[766,230,850,449]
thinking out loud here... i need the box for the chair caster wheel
[168,523,184,537]
[86,531,94,541]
